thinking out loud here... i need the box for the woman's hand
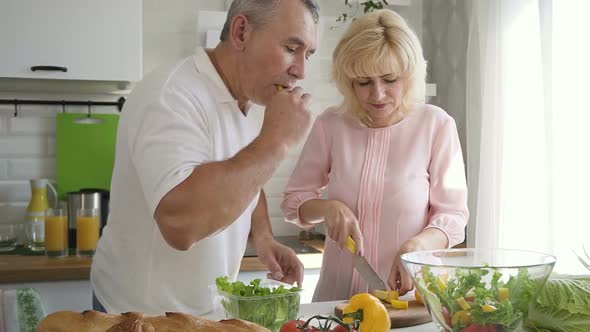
[299,199,364,255]
[388,239,419,295]
[322,200,364,255]
[388,228,449,295]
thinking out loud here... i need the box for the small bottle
[25,179,57,251]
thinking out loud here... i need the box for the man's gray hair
[219,0,319,41]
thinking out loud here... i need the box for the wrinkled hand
[388,238,423,295]
[255,238,304,287]
[389,228,449,295]
[260,86,312,153]
[323,200,364,255]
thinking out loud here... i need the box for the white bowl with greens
[215,276,301,332]
[401,248,556,332]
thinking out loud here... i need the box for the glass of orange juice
[45,208,68,257]
[76,208,100,257]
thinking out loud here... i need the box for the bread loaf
[36,310,271,332]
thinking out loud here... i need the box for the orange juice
[63,215,68,249]
[45,215,67,255]
[77,215,99,256]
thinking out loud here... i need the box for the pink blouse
[281,104,468,301]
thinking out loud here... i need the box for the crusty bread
[36,310,271,332]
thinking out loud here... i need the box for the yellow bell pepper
[436,276,448,292]
[451,310,472,326]
[373,289,399,302]
[343,293,391,332]
[499,287,509,302]
[456,296,471,311]
[413,289,423,305]
[482,304,497,312]
[389,299,409,310]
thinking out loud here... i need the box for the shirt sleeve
[127,87,211,218]
[281,114,331,228]
[425,117,469,247]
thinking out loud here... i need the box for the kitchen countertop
[298,301,435,332]
[203,300,435,331]
[0,237,324,284]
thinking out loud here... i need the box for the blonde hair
[332,9,427,125]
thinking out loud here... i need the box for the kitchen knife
[347,236,387,291]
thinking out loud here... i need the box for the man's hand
[254,237,304,287]
[260,86,312,155]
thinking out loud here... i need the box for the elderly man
[91,0,318,315]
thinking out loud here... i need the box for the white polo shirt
[91,47,262,315]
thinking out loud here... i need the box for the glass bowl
[401,248,556,332]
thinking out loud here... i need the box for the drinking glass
[25,220,45,251]
[0,224,17,252]
[76,208,100,257]
[45,208,68,257]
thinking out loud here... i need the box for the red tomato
[280,320,306,332]
[442,307,453,327]
[280,319,355,332]
[332,325,355,332]
[460,324,498,332]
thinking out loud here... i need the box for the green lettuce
[215,276,301,332]
[525,274,590,332]
[417,267,537,332]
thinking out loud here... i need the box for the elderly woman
[281,9,468,302]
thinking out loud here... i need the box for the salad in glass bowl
[401,248,556,332]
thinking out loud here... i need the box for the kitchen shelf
[0,97,126,115]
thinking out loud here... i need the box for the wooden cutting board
[334,299,431,328]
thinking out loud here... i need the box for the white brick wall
[0,110,59,224]
[0,101,120,224]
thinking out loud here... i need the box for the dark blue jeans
[92,292,107,312]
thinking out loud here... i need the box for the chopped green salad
[416,266,540,332]
[215,276,301,332]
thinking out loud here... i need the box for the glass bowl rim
[400,247,557,269]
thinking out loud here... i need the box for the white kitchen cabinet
[0,0,142,82]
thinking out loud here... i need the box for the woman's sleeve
[281,115,332,228]
[425,117,469,247]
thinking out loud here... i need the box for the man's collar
[193,47,237,104]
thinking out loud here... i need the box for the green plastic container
[217,279,301,332]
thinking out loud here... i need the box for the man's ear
[229,14,252,51]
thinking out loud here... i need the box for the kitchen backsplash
[0,108,58,223]
[0,0,468,237]
[0,103,122,225]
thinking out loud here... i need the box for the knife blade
[347,236,387,291]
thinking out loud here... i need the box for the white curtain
[466,0,590,274]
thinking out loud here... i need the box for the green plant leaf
[338,0,389,22]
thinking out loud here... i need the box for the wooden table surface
[0,239,324,284]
